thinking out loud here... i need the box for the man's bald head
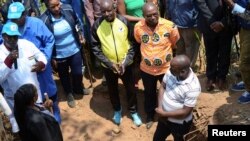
[100,0,116,22]
[170,55,191,80]
[142,2,159,28]
[142,2,157,14]
[100,0,114,9]
[171,55,191,70]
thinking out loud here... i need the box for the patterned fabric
[134,18,180,75]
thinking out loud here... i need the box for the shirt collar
[141,18,165,27]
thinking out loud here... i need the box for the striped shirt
[134,18,180,75]
[162,69,201,124]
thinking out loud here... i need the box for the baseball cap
[7,2,25,19]
[1,22,21,36]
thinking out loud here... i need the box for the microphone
[14,59,18,69]
[13,47,18,69]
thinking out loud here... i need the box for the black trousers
[203,32,233,81]
[153,119,192,141]
[140,71,164,121]
[103,65,137,113]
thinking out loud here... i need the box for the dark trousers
[153,119,192,141]
[103,65,137,113]
[140,71,164,121]
[203,32,233,81]
[56,51,83,95]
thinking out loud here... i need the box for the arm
[91,20,114,68]
[31,42,48,72]
[155,105,194,119]
[84,0,95,27]
[36,20,55,62]
[169,24,180,49]
[157,81,166,109]
[0,51,17,83]
[122,17,135,67]
[117,0,144,22]
[194,0,214,24]
[30,0,41,16]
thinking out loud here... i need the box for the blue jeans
[56,51,84,95]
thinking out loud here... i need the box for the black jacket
[20,107,63,141]
[194,0,233,34]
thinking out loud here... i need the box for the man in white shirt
[153,55,201,141]
[0,21,47,133]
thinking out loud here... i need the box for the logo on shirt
[152,33,160,42]
[164,32,170,37]
[144,58,152,66]
[153,58,163,66]
[166,54,172,62]
[142,34,149,43]
[118,27,123,32]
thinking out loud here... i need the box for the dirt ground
[56,66,250,141]
[1,59,250,141]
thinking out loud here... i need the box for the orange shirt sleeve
[134,23,141,44]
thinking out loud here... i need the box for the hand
[118,63,125,75]
[31,61,44,72]
[8,50,18,60]
[79,34,86,45]
[111,63,120,74]
[210,21,224,32]
[155,107,166,117]
[43,99,53,109]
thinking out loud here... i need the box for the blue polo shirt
[19,16,57,97]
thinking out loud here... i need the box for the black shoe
[206,79,215,91]
[67,93,76,108]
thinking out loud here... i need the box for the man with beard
[91,0,142,127]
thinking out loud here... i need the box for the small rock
[112,126,121,134]
[131,124,137,129]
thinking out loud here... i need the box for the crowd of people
[0,0,249,141]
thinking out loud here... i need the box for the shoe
[217,79,227,91]
[67,93,76,108]
[131,112,142,126]
[146,115,154,129]
[206,79,215,91]
[238,91,250,104]
[113,109,122,125]
[146,121,153,129]
[102,81,107,86]
[83,88,91,95]
[231,81,245,92]
[74,88,91,95]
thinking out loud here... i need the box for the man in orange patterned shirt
[134,2,180,129]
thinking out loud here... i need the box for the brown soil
[1,59,249,141]
[57,68,250,141]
